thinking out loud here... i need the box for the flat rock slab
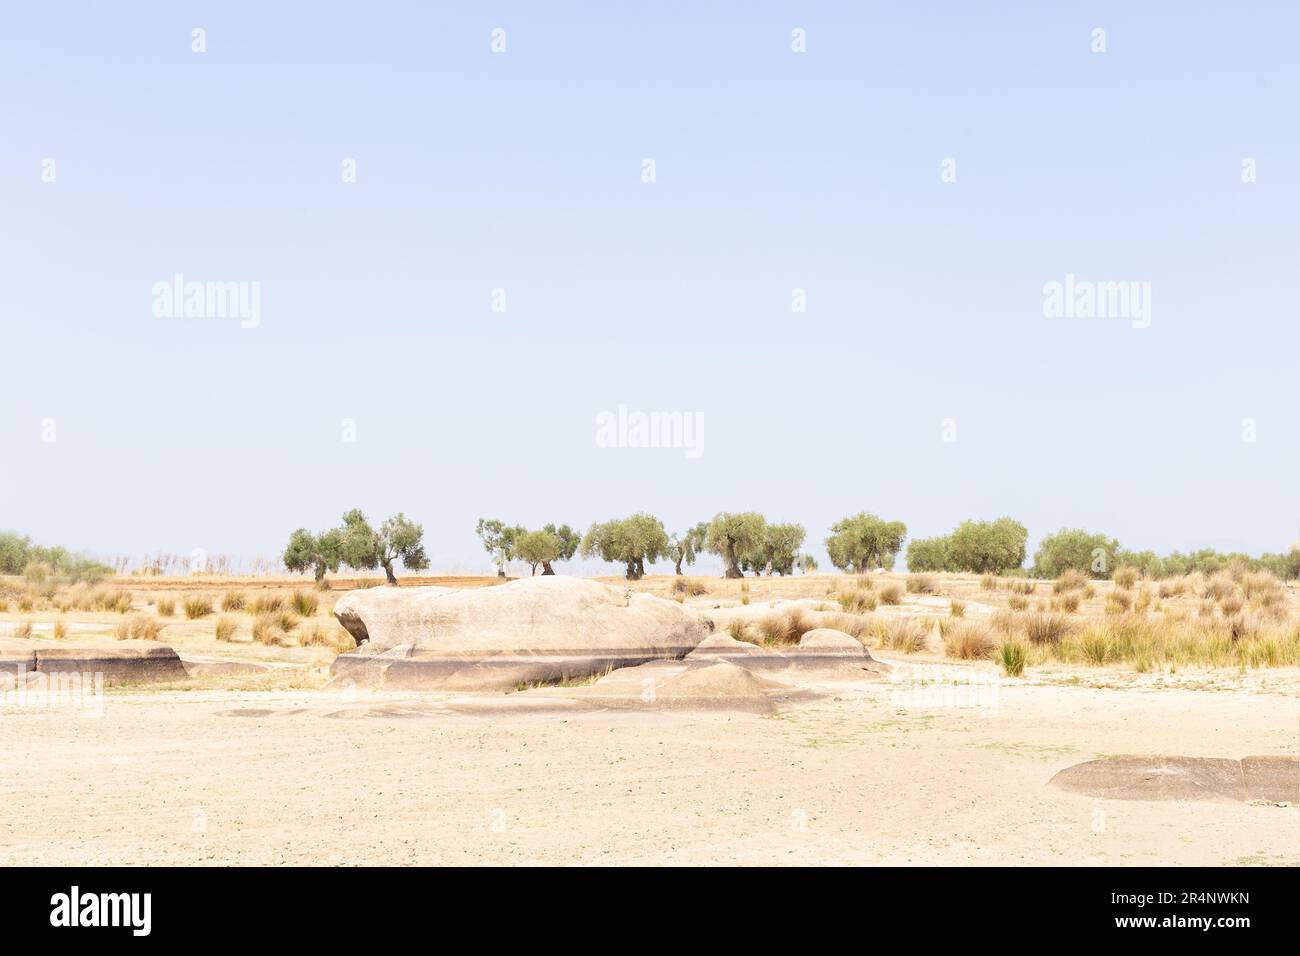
[1051,755,1299,803]
[24,644,187,683]
[687,628,889,679]
[331,649,663,692]
[0,652,37,675]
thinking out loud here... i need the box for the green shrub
[999,639,1027,677]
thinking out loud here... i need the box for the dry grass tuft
[252,612,297,646]
[672,577,708,597]
[1022,613,1074,646]
[215,616,238,642]
[1053,570,1087,594]
[291,591,320,617]
[837,589,877,613]
[1105,591,1133,615]
[940,620,994,660]
[906,573,936,594]
[754,608,815,647]
[183,595,214,619]
[1113,567,1139,589]
[876,618,929,653]
[116,615,162,640]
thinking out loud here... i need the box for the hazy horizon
[4,2,1298,576]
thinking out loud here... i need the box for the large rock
[331,577,710,690]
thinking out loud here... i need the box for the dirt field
[1,659,1296,866]
[2,572,1297,866]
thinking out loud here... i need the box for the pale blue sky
[2,2,1297,574]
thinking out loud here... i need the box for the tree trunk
[497,567,506,578]
[674,559,683,575]
[636,557,646,578]
[625,560,640,580]
[383,560,397,585]
[542,561,555,575]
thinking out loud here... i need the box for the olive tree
[906,535,950,572]
[282,527,343,585]
[339,509,429,585]
[475,518,524,577]
[705,512,767,579]
[742,522,806,576]
[825,513,907,573]
[580,513,669,580]
[1032,528,1120,579]
[540,523,580,575]
[667,522,709,575]
[796,553,819,575]
[514,529,561,576]
[946,518,1027,573]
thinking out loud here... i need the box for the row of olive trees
[283,510,428,585]
[548,512,816,581]
[283,512,1300,586]
[485,511,911,581]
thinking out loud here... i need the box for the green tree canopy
[0,531,111,583]
[514,529,561,576]
[742,522,806,576]
[705,512,767,579]
[282,527,343,583]
[475,518,524,577]
[1032,528,1120,579]
[540,523,581,575]
[667,522,709,575]
[825,513,907,573]
[580,513,669,580]
[945,518,1028,573]
[906,535,950,573]
[338,509,429,584]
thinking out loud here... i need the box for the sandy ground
[3,656,1296,866]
